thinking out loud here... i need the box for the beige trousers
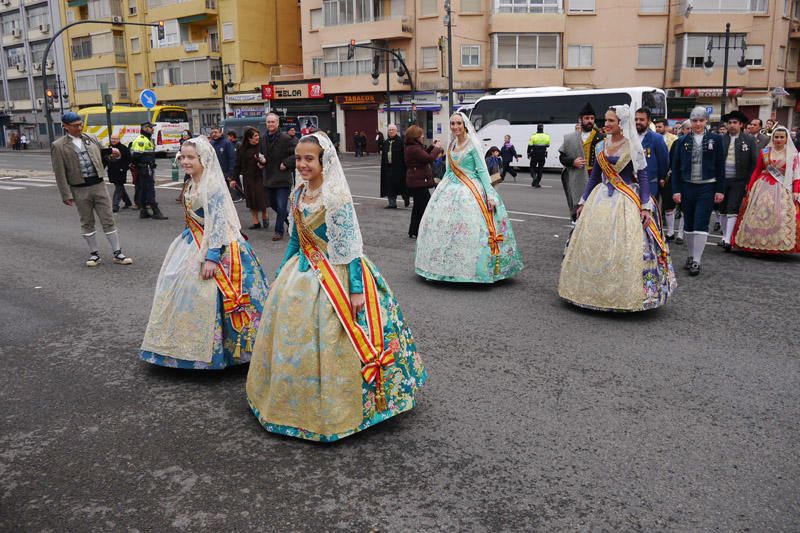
[71,183,117,234]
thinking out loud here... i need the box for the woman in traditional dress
[140,136,269,369]
[558,105,676,312]
[246,132,425,442]
[731,126,800,254]
[414,112,523,283]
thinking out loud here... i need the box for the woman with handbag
[404,125,443,238]
[415,112,523,283]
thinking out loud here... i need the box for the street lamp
[702,22,748,118]
[211,64,235,117]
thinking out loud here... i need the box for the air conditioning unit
[39,23,50,33]
[7,102,14,109]
[36,98,44,109]
[45,59,54,70]
[15,63,26,72]
[32,62,42,71]
[0,0,11,6]
[11,28,22,38]
[111,16,123,24]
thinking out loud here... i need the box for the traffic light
[371,54,381,80]
[347,39,356,60]
[157,20,165,40]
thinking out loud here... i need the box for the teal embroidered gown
[246,192,426,442]
[415,145,523,283]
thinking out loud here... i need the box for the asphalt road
[1,151,798,531]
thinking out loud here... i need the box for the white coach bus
[469,87,667,169]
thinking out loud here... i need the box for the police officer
[131,121,167,220]
[527,124,550,188]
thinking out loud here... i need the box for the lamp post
[703,22,748,119]
[349,41,415,123]
[211,64,235,120]
[444,0,454,114]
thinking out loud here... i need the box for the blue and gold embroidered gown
[246,191,426,442]
[140,186,269,369]
[415,144,523,283]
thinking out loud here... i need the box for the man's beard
[580,121,594,132]
[636,125,647,134]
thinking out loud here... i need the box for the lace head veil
[296,131,364,265]
[610,104,647,173]
[184,135,241,258]
[451,111,495,185]
[769,126,798,188]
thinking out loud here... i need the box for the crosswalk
[0,175,182,192]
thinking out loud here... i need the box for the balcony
[319,16,412,45]
[148,83,218,102]
[2,29,25,47]
[146,0,217,23]
[73,89,131,108]
[150,41,220,63]
[6,63,29,80]
[320,73,410,95]
[489,12,566,34]
[489,67,564,89]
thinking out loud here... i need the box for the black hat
[578,102,596,117]
[140,121,154,129]
[722,110,749,125]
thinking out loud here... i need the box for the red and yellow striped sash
[186,215,251,334]
[448,152,503,273]
[293,197,394,410]
[595,150,668,258]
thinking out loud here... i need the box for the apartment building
[0,0,68,147]
[300,0,800,147]
[59,0,301,133]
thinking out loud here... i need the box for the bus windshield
[156,109,190,123]
[471,92,633,130]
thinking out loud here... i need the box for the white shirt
[693,133,704,146]
[581,131,590,143]
[68,133,83,150]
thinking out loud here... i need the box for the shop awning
[178,14,208,24]
[383,105,442,112]
[68,0,89,6]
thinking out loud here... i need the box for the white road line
[10,180,54,187]
[509,218,524,222]
[0,185,24,190]
[506,209,571,221]
[11,177,55,182]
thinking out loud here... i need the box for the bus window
[642,91,666,120]
[156,109,189,123]
[111,111,150,124]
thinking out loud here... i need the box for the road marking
[9,179,54,187]
[12,177,55,182]
[509,218,524,221]
[506,209,570,221]
[0,185,24,190]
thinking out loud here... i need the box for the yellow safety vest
[529,132,550,146]
[131,134,154,153]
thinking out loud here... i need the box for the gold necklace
[303,184,322,199]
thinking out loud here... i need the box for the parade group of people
[51,95,798,441]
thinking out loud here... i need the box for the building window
[461,44,480,66]
[310,8,322,29]
[129,0,137,14]
[29,42,48,64]
[778,45,786,69]
[154,60,181,86]
[312,56,323,75]
[75,68,128,92]
[788,46,798,72]
[5,46,26,68]
[794,0,800,19]
[744,44,764,67]
[461,0,481,12]
[181,58,221,84]
[637,44,663,67]
[421,0,437,16]
[568,0,594,13]
[222,22,234,41]
[7,79,30,101]
[1,13,21,35]
[323,0,383,25]
[567,44,592,67]
[88,0,123,18]
[131,37,140,53]
[152,19,180,48]
[135,73,143,89]
[493,33,559,69]
[421,46,438,69]
[27,5,49,29]
[689,0,767,13]
[639,0,667,12]
[72,36,92,60]
[495,0,561,14]
[323,45,372,77]
[683,33,747,68]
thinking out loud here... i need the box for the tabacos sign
[261,83,325,100]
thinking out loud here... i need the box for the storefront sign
[737,96,772,106]
[682,88,744,98]
[336,94,383,106]
[226,93,263,104]
[262,83,325,100]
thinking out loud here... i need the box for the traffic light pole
[42,19,163,144]
[348,41,416,123]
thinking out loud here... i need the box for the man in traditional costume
[672,106,726,276]
[635,108,670,206]
[718,110,758,250]
[558,102,604,221]
[51,112,133,267]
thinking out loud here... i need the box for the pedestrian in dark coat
[380,124,409,208]
[260,112,297,240]
[404,125,442,238]
[500,134,520,180]
[353,131,363,157]
[359,132,369,155]
[233,127,269,230]
[375,130,385,152]
[103,133,132,212]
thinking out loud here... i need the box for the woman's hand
[487,199,497,212]
[229,180,238,190]
[640,209,653,227]
[672,193,681,204]
[350,293,366,315]
[201,260,216,280]
[714,192,725,204]
[575,205,583,219]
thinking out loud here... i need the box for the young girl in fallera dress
[246,132,425,442]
